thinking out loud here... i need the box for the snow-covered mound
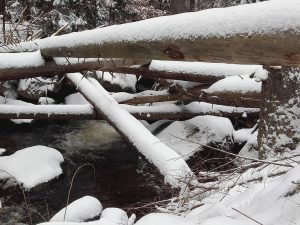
[98,208,128,225]
[136,213,194,225]
[0,146,64,189]
[187,162,300,225]
[50,196,102,222]
[156,115,234,159]
[205,74,262,97]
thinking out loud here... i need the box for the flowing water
[0,120,166,223]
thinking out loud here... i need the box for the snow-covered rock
[98,208,128,225]
[156,116,234,159]
[0,146,64,189]
[50,196,102,222]
[135,213,194,225]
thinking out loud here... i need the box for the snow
[0,148,6,155]
[205,74,261,95]
[0,105,95,117]
[37,1,300,50]
[66,73,197,188]
[95,71,137,92]
[150,60,262,78]
[0,96,33,124]
[39,97,55,105]
[99,208,128,225]
[156,116,234,159]
[136,213,194,225]
[238,131,259,163]
[233,127,256,143]
[65,93,90,105]
[186,161,300,225]
[0,51,45,69]
[0,146,64,189]
[50,196,102,222]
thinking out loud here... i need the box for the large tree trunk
[170,0,191,14]
[258,67,300,159]
[33,1,300,67]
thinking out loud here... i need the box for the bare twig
[232,207,264,225]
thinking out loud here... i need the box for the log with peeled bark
[0,103,259,121]
[65,73,197,188]
[33,1,300,66]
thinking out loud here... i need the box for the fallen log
[0,103,259,121]
[65,73,197,188]
[0,53,145,81]
[34,1,300,66]
[117,92,261,108]
[102,61,262,83]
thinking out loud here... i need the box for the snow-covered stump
[66,73,197,189]
[258,67,300,159]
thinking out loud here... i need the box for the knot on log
[164,45,184,60]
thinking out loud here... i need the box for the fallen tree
[25,1,300,66]
[0,52,144,81]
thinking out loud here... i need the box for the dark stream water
[0,120,167,224]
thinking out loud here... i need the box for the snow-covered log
[35,1,300,66]
[0,103,259,121]
[65,73,197,188]
[0,52,144,81]
[103,61,262,83]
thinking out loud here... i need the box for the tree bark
[170,0,191,14]
[258,67,300,159]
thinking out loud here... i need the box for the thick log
[36,1,300,66]
[258,67,300,159]
[0,104,259,121]
[65,73,196,188]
